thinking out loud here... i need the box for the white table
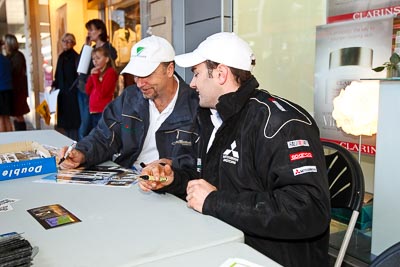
[0,130,244,266]
[0,129,73,146]
[136,243,282,267]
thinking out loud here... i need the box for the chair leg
[334,211,360,267]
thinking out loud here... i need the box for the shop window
[108,0,141,69]
[106,0,140,91]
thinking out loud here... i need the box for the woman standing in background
[4,34,30,131]
[52,33,81,141]
[0,39,13,132]
[77,19,117,139]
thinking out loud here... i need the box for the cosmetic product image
[326,47,374,105]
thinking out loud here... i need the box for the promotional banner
[314,16,394,155]
[328,0,400,23]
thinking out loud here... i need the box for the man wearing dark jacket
[139,32,331,267]
[59,35,199,171]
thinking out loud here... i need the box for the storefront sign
[328,0,400,23]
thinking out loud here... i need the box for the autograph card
[27,204,81,230]
[0,198,19,213]
[0,198,19,206]
[0,204,13,213]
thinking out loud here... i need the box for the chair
[322,141,365,267]
[370,241,400,267]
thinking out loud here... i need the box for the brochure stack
[0,232,36,266]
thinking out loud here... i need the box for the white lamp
[332,80,379,162]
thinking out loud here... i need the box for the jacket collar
[162,74,196,126]
[216,76,259,122]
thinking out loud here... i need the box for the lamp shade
[332,80,379,136]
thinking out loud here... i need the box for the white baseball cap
[121,35,175,77]
[175,32,255,71]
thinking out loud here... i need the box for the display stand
[370,79,400,256]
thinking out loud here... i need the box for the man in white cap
[139,32,330,267]
[59,35,199,171]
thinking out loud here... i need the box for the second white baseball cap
[175,32,255,71]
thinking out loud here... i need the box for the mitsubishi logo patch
[223,141,239,165]
[293,166,317,176]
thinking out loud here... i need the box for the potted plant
[372,52,400,78]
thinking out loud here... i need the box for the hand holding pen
[138,159,174,192]
[138,162,168,182]
[57,141,87,170]
[58,141,77,165]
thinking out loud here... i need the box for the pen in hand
[140,162,167,168]
[139,175,168,183]
[58,141,77,165]
[138,162,168,182]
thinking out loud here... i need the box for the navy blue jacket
[75,75,199,169]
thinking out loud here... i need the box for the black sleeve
[155,167,198,200]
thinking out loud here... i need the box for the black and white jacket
[163,76,331,267]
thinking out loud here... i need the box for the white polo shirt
[133,76,179,171]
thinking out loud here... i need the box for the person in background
[52,33,81,141]
[139,32,331,267]
[86,47,118,129]
[0,39,13,132]
[77,19,117,140]
[59,35,198,174]
[4,34,30,131]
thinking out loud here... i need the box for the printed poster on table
[27,204,81,230]
[314,16,394,155]
[36,165,139,187]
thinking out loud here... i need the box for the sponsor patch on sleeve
[293,165,317,176]
[289,151,313,161]
[287,139,310,149]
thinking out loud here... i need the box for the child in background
[85,47,118,129]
